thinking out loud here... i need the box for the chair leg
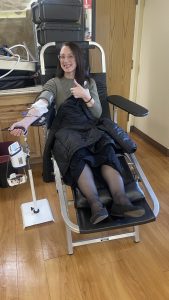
[65,225,73,255]
[134,225,140,242]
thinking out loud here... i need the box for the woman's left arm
[87,78,102,118]
[70,78,102,118]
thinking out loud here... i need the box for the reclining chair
[38,41,159,254]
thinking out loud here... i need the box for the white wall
[134,0,169,149]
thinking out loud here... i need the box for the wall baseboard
[130,126,169,156]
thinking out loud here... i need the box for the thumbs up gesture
[70,79,91,102]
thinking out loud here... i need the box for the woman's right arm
[10,79,57,136]
[9,99,49,136]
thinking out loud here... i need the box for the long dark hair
[56,42,89,86]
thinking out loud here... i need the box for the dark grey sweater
[42,76,102,118]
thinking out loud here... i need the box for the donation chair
[38,41,159,254]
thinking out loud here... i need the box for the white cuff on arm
[31,99,49,115]
[36,90,55,106]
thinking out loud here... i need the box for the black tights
[77,164,131,212]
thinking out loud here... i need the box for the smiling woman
[58,46,77,78]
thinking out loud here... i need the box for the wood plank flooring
[0,132,169,300]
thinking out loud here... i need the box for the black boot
[90,201,109,224]
[111,194,145,218]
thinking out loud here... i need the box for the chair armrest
[107,95,148,117]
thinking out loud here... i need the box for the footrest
[75,198,155,234]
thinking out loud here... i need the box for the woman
[10,42,145,224]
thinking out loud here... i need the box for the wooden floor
[1,132,169,300]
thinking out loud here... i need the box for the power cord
[0,47,20,79]
[0,43,31,79]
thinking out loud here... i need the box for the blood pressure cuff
[30,90,56,128]
[36,90,55,106]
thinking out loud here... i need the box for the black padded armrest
[107,95,148,117]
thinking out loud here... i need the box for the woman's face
[59,46,77,78]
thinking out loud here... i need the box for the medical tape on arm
[27,90,55,117]
[31,99,49,115]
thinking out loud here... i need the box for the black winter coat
[43,96,137,182]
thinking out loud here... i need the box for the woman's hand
[70,79,91,102]
[9,107,43,136]
[9,120,28,136]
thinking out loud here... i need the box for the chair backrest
[91,72,110,118]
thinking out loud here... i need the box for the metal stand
[21,136,54,228]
